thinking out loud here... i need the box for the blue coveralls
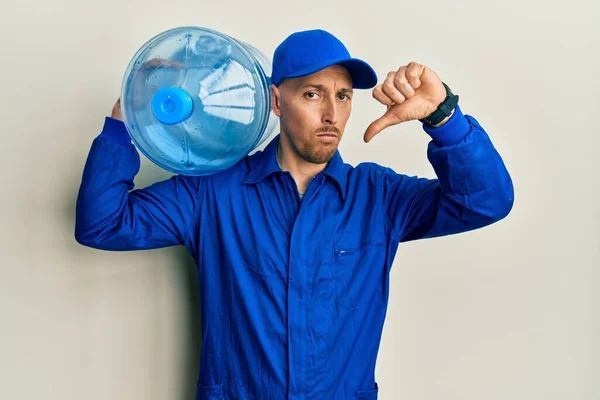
[75,105,514,399]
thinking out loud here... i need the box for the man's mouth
[317,132,337,137]
[316,132,339,143]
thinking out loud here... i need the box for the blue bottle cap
[151,87,193,125]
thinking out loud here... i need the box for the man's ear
[271,84,282,117]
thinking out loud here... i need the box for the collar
[243,134,350,199]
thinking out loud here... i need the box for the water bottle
[120,26,279,176]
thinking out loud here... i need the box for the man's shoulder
[352,161,387,171]
[347,161,398,179]
[172,155,251,187]
[343,161,424,190]
[206,156,252,183]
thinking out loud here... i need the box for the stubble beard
[282,127,339,165]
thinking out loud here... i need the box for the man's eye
[305,92,317,99]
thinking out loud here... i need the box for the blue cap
[270,29,378,89]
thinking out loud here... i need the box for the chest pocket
[333,229,386,310]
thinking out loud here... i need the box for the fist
[111,98,123,121]
[364,62,447,143]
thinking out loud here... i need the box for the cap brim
[276,57,378,89]
[337,58,378,89]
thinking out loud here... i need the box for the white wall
[1,0,598,399]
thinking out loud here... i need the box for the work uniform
[75,105,514,399]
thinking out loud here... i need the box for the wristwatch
[419,82,459,126]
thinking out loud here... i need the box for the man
[75,29,513,400]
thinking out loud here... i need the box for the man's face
[271,64,353,164]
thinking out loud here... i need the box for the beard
[282,125,340,165]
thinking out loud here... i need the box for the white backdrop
[1,0,598,399]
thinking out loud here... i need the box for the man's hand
[111,98,123,121]
[364,62,448,143]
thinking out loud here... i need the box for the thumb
[363,110,399,143]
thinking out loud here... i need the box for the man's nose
[322,97,338,125]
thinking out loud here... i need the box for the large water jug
[120,26,279,176]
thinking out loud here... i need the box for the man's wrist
[419,82,459,126]
[431,108,455,128]
[422,105,470,146]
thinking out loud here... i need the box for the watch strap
[419,82,459,126]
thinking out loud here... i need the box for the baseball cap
[270,29,378,89]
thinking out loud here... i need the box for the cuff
[98,117,132,146]
[422,104,471,146]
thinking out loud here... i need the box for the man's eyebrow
[297,83,354,93]
[298,83,324,90]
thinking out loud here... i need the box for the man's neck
[276,139,327,195]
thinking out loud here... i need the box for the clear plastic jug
[120,26,279,176]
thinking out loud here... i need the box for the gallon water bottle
[120,26,279,176]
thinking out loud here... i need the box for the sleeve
[74,117,202,251]
[383,105,515,242]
